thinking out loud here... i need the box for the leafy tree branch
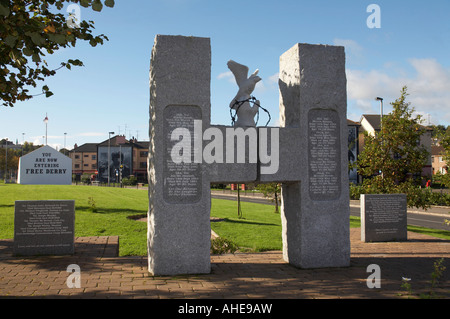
[0,0,114,107]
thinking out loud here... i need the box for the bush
[350,182,450,208]
[122,176,137,186]
[349,183,364,200]
[433,172,450,189]
[210,237,238,255]
[81,174,91,185]
[88,197,98,212]
[427,191,450,206]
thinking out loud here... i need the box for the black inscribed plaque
[361,194,407,242]
[14,200,75,256]
[163,105,202,204]
[308,109,341,201]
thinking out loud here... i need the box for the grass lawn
[0,184,149,256]
[210,198,282,252]
[1,184,449,256]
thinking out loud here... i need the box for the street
[211,193,450,232]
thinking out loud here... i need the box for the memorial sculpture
[149,35,350,276]
[228,60,262,127]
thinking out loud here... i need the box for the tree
[440,126,450,163]
[0,0,114,107]
[0,147,19,181]
[256,182,281,213]
[357,86,430,207]
[435,126,450,187]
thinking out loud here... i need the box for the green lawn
[210,198,282,252]
[0,184,149,256]
[1,184,449,256]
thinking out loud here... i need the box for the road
[211,193,450,232]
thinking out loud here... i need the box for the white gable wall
[18,146,72,185]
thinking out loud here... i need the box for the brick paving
[0,228,449,299]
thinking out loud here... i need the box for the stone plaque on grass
[14,200,75,256]
[361,194,407,242]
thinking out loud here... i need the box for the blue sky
[2,0,450,150]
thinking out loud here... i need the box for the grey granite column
[278,43,350,268]
[148,35,211,275]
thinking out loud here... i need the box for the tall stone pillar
[279,43,350,268]
[148,35,211,275]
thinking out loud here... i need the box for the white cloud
[347,58,450,125]
[217,71,234,83]
[333,39,364,65]
[355,99,375,113]
[254,81,267,94]
[254,72,279,95]
[268,72,279,85]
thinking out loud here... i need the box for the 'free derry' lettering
[25,152,67,175]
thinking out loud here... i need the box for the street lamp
[64,133,67,156]
[108,132,115,186]
[375,97,383,131]
[4,138,7,183]
[22,133,25,157]
[43,113,48,145]
[375,97,384,179]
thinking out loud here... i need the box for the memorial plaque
[163,105,202,204]
[14,200,75,256]
[361,194,407,242]
[308,109,341,201]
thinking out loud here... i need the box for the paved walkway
[0,228,449,299]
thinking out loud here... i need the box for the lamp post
[376,97,384,180]
[22,133,25,157]
[376,97,383,131]
[4,138,7,183]
[108,132,115,186]
[43,113,48,145]
[64,133,67,156]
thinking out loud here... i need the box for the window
[92,155,97,160]
[140,151,148,157]
[75,155,80,159]
[75,164,80,168]
[92,164,97,169]
[84,154,89,158]
[140,162,147,169]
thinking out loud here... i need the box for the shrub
[210,237,238,255]
[349,183,364,200]
[88,197,98,213]
[122,176,137,186]
[81,174,91,185]
[350,182,450,208]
